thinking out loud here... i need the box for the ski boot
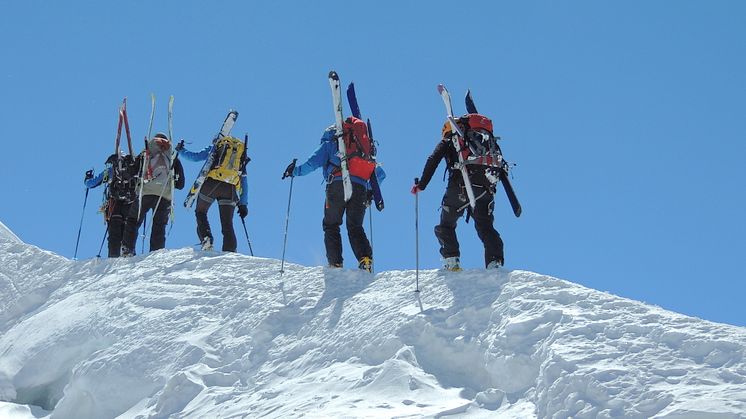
[201,236,214,251]
[328,263,343,269]
[358,257,373,273]
[442,256,462,272]
[121,246,135,258]
[486,259,503,270]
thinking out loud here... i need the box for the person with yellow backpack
[177,135,249,252]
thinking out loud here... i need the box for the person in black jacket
[83,152,138,257]
[412,122,504,271]
[121,133,185,256]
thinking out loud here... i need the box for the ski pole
[414,177,420,293]
[280,173,295,275]
[240,217,254,256]
[368,195,374,271]
[140,213,147,255]
[96,229,108,258]
[73,184,91,260]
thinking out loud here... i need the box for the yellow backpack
[207,136,245,186]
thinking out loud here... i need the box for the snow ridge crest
[0,224,745,418]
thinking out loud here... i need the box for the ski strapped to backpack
[328,70,353,202]
[463,89,522,217]
[100,98,137,220]
[152,95,178,226]
[439,84,522,217]
[137,93,157,224]
[438,84,477,209]
[346,82,384,211]
[183,110,239,208]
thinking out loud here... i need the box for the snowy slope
[0,224,745,419]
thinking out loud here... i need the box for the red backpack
[457,113,502,167]
[338,116,377,180]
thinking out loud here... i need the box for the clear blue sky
[1,1,744,326]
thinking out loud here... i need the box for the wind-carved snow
[0,225,745,418]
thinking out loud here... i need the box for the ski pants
[195,178,238,252]
[122,194,171,254]
[106,200,132,258]
[323,180,371,266]
[434,180,504,267]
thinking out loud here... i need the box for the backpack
[207,136,245,186]
[453,113,503,168]
[337,116,377,180]
[105,154,137,202]
[145,147,171,187]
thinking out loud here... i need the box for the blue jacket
[293,126,386,187]
[179,145,249,206]
[84,167,110,189]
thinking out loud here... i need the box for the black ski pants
[434,180,504,267]
[122,195,171,254]
[323,180,371,266]
[107,200,132,257]
[195,178,238,252]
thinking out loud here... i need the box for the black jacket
[417,139,492,191]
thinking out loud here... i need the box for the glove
[282,159,297,179]
[410,184,422,195]
[175,140,185,152]
[238,204,248,219]
[85,169,94,181]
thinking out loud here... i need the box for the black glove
[238,204,248,219]
[175,139,185,151]
[85,169,94,181]
[282,159,297,179]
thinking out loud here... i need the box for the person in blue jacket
[176,137,249,252]
[282,126,384,272]
[83,152,138,257]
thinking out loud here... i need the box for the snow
[1,224,745,418]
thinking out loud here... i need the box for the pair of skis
[114,98,134,157]
[437,85,522,217]
[136,94,177,247]
[104,98,135,220]
[328,71,384,211]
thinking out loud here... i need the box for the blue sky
[1,1,744,326]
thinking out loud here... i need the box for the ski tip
[437,84,447,94]
[329,70,339,80]
[347,81,355,90]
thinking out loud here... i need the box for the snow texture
[1,223,745,418]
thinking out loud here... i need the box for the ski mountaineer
[175,137,248,252]
[282,126,385,272]
[411,120,504,272]
[83,152,138,257]
[121,133,185,256]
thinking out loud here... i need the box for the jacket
[417,138,491,191]
[136,141,185,200]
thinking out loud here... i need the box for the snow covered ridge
[0,228,745,418]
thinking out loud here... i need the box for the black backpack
[105,154,137,202]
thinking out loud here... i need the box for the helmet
[151,133,171,150]
[441,120,452,139]
[105,151,125,166]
